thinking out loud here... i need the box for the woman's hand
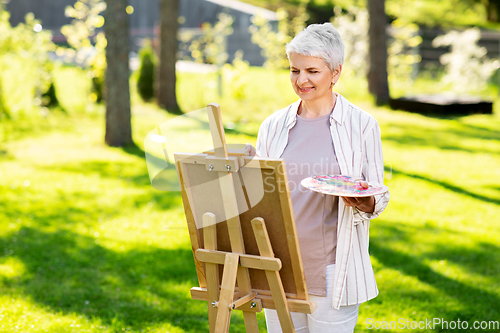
[245,143,256,156]
[341,181,375,213]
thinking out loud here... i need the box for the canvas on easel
[173,104,316,333]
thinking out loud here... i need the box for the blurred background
[0,0,499,332]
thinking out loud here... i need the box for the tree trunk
[157,0,181,113]
[367,0,390,106]
[104,0,133,147]
[486,0,500,22]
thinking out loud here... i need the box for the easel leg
[203,213,219,333]
[265,270,295,333]
[242,311,260,332]
[252,218,296,333]
[237,266,259,332]
[215,253,239,333]
[206,261,219,332]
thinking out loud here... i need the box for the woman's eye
[309,71,318,73]
[291,70,299,73]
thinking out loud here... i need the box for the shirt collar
[285,92,345,128]
[285,100,301,128]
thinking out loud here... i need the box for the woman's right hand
[245,143,256,156]
[340,181,375,213]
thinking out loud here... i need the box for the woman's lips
[298,86,314,92]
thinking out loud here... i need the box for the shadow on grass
[371,222,460,245]
[426,240,500,278]
[382,121,500,155]
[0,190,121,227]
[454,121,500,142]
[62,159,153,188]
[370,223,500,323]
[386,166,500,205]
[0,227,210,332]
[487,185,500,194]
[122,143,148,160]
[3,160,181,227]
[50,158,182,210]
[224,126,258,138]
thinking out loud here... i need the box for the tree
[104,0,133,146]
[367,0,390,105]
[481,0,500,22]
[157,0,181,114]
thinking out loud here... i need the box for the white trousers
[265,264,360,333]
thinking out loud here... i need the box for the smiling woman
[289,53,341,109]
[255,23,390,333]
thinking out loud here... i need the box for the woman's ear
[332,64,342,85]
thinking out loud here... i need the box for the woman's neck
[298,91,338,119]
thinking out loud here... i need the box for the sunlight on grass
[1,65,499,332]
[0,295,117,332]
[0,257,26,279]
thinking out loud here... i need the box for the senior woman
[255,23,390,332]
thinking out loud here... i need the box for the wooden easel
[175,103,316,333]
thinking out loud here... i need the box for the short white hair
[286,23,345,72]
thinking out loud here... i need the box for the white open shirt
[256,93,390,309]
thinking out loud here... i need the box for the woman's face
[289,52,341,102]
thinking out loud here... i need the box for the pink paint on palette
[301,174,388,197]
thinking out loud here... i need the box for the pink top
[281,111,340,296]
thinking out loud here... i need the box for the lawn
[1,65,500,332]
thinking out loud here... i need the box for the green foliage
[331,6,368,80]
[241,0,497,28]
[0,8,57,119]
[180,13,234,66]
[387,19,422,91]
[179,13,236,97]
[136,40,156,102]
[385,0,488,27]
[0,64,97,143]
[304,0,335,24]
[248,0,310,70]
[61,0,107,103]
[222,51,250,100]
[481,0,500,22]
[91,74,104,104]
[331,7,422,92]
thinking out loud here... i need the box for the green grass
[1,65,500,332]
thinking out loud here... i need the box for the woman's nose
[297,72,309,85]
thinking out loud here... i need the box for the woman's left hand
[341,181,375,213]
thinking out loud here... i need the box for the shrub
[0,8,56,118]
[137,40,156,102]
[222,50,250,100]
[41,81,59,108]
[433,27,500,94]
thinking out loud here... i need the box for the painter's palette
[301,175,388,197]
